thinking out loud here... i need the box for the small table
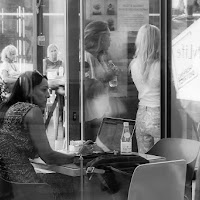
[31,153,166,200]
[31,152,165,177]
[31,157,82,177]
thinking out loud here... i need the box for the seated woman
[0,45,21,100]
[0,70,76,200]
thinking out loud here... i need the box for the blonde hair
[47,44,59,58]
[1,45,18,62]
[84,21,109,54]
[134,24,160,82]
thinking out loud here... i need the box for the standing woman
[84,20,118,141]
[0,45,21,99]
[43,43,65,89]
[43,44,65,123]
[130,24,161,153]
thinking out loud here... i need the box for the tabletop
[31,151,166,177]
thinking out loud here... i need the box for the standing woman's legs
[135,106,160,153]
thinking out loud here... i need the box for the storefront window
[0,0,34,71]
[171,0,200,140]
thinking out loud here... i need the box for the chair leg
[54,104,59,141]
[185,185,192,200]
[62,106,65,138]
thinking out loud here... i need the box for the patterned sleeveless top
[45,58,63,80]
[0,102,42,183]
[46,58,62,70]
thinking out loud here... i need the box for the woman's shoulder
[25,105,42,118]
[129,58,139,71]
[85,51,96,68]
[1,61,10,70]
[85,51,95,61]
[24,105,44,125]
[11,102,38,112]
[6,102,38,122]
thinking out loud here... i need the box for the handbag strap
[107,166,132,177]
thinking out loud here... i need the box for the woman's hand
[78,144,93,155]
[78,140,104,155]
[108,60,119,76]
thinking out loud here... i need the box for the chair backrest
[127,160,187,200]
[147,138,200,186]
[0,176,54,200]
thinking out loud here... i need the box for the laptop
[96,117,138,152]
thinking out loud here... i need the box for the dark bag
[74,153,149,194]
[85,154,148,172]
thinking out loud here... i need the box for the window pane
[82,0,161,153]
[171,0,200,140]
[0,0,34,71]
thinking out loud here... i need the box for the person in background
[43,43,65,93]
[43,44,65,124]
[0,70,77,200]
[84,20,118,141]
[0,44,21,99]
[130,24,161,153]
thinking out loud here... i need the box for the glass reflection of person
[84,20,118,141]
[0,45,21,98]
[0,71,78,199]
[130,24,161,153]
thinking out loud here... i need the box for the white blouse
[130,59,160,107]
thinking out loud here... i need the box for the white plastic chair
[127,160,187,200]
[147,138,200,200]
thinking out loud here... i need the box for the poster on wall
[172,18,200,101]
[87,0,149,32]
[117,0,149,31]
[89,0,118,31]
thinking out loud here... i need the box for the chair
[127,160,187,200]
[147,138,200,200]
[0,175,54,200]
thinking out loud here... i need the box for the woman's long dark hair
[0,70,47,126]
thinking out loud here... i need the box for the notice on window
[172,19,200,101]
[117,0,149,31]
[172,31,198,89]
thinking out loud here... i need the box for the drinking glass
[108,61,118,87]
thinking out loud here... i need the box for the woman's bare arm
[24,106,75,165]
